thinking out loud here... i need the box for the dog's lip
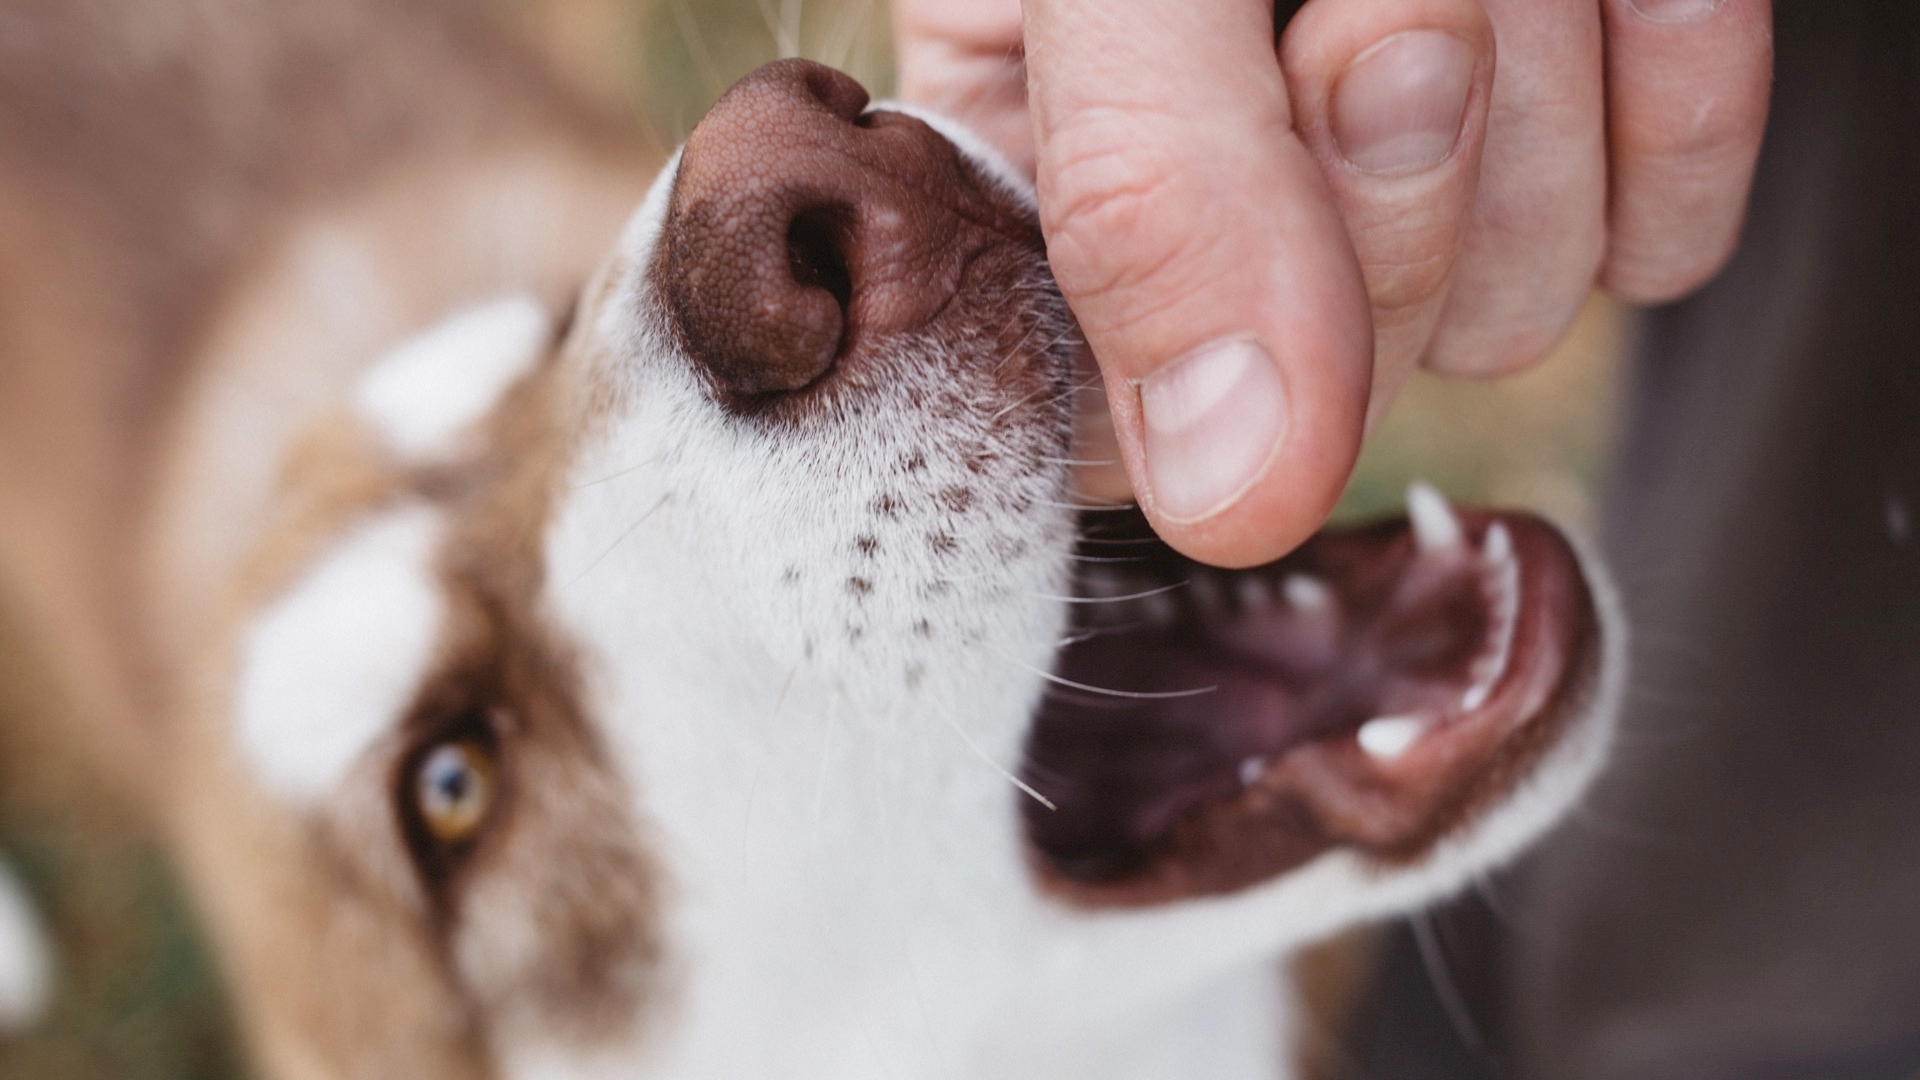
[1019,496,1599,907]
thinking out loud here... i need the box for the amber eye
[413,739,496,846]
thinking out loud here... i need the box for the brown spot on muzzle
[661,59,1043,403]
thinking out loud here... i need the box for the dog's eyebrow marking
[353,295,550,460]
[236,505,445,801]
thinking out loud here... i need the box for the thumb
[1025,0,1373,568]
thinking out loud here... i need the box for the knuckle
[1361,233,1458,321]
[1039,112,1200,303]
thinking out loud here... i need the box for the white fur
[515,125,1626,1079]
[354,295,549,461]
[0,858,51,1032]
[214,107,1624,1079]
[236,505,445,801]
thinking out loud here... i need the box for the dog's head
[181,60,1620,1079]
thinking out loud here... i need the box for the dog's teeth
[1481,520,1514,566]
[1461,681,1491,711]
[1461,520,1522,711]
[1238,756,1268,786]
[0,860,50,1033]
[1357,715,1427,760]
[1407,481,1464,554]
[1282,573,1333,613]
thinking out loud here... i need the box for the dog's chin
[1020,490,1609,909]
[503,63,1620,1077]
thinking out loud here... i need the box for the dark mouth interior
[1020,494,1594,906]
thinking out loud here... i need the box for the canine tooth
[1283,573,1332,613]
[1357,715,1427,760]
[1482,521,1514,565]
[1462,526,1522,712]
[0,859,49,1033]
[1407,482,1464,553]
[1238,756,1268,786]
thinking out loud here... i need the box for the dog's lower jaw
[543,420,1621,1077]
[510,85,1626,1078]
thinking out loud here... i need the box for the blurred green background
[0,1,1624,1076]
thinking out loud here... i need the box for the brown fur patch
[0,0,669,1075]
[173,275,668,1074]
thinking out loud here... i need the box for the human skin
[896,0,1773,568]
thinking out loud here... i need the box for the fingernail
[1332,30,1475,176]
[1140,338,1286,521]
[1625,0,1724,23]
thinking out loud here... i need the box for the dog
[0,2,1623,1076]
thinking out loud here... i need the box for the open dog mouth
[648,58,1605,912]
[1021,486,1601,907]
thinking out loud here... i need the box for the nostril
[662,191,848,400]
[786,206,854,317]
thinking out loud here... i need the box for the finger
[1422,0,1609,377]
[893,0,1036,172]
[1600,0,1772,303]
[1026,0,1372,568]
[1280,0,1495,425]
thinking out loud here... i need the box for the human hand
[896,0,1772,567]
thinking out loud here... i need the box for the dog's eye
[413,738,496,846]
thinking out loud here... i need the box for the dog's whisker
[572,455,664,489]
[1038,455,1123,467]
[667,0,727,101]
[785,0,806,60]
[1055,621,1151,647]
[1472,874,1520,926]
[986,372,1099,424]
[1413,912,1494,1062]
[737,661,804,870]
[835,0,880,78]
[987,381,1063,424]
[1071,535,1167,547]
[1033,580,1186,605]
[818,0,857,71]
[1019,662,1217,701]
[752,0,796,60]
[934,707,1055,811]
[564,493,669,588]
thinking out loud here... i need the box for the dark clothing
[1345,3,1920,1077]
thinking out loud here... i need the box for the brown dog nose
[660,59,1042,402]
